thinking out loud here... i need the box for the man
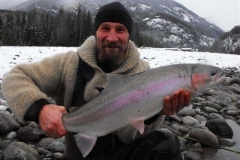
[2,2,190,160]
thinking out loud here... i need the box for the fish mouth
[215,71,226,85]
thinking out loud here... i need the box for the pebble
[17,126,42,143]
[192,142,202,152]
[0,112,20,136]
[218,138,236,147]
[54,152,64,159]
[183,116,200,126]
[208,113,224,120]
[3,142,40,160]
[171,124,180,131]
[195,115,207,122]
[0,139,10,151]
[178,126,189,135]
[178,107,196,117]
[179,138,187,151]
[38,148,50,155]
[227,110,238,116]
[200,101,222,110]
[185,150,202,160]
[205,119,233,138]
[204,107,218,113]
[48,142,65,153]
[0,151,3,160]
[189,129,219,146]
[6,131,17,140]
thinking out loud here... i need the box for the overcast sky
[174,0,240,31]
[0,0,239,31]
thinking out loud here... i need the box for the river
[203,120,240,160]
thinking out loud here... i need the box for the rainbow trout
[62,63,225,157]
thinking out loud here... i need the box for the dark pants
[64,129,183,160]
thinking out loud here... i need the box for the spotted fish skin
[62,63,225,157]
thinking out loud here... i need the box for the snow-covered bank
[0,46,240,83]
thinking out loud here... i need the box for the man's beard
[97,41,127,65]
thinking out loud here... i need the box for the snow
[138,4,152,10]
[0,46,240,84]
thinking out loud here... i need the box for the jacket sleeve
[1,51,76,123]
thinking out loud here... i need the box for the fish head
[191,64,226,92]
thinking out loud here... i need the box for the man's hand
[159,89,190,116]
[39,104,67,139]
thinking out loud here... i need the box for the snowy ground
[0,46,240,83]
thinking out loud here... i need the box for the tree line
[0,6,93,46]
[0,6,160,48]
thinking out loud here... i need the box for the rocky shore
[0,67,239,160]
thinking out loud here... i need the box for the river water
[202,120,240,160]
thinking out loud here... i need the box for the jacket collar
[77,36,141,74]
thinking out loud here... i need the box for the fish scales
[64,65,190,131]
[61,63,225,157]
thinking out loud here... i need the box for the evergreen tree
[85,11,93,38]
[45,13,52,45]
[15,12,23,45]
[0,7,94,46]
[29,9,38,45]
[24,13,33,45]
[0,15,4,45]
[49,15,57,46]
[2,12,16,45]
[35,13,47,46]
[20,12,27,45]
[79,7,86,44]
[75,4,82,45]
[56,7,70,45]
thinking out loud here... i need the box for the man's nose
[106,31,118,42]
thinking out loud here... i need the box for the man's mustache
[102,42,122,48]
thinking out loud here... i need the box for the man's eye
[117,28,125,32]
[102,27,109,31]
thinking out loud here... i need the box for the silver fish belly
[62,63,225,157]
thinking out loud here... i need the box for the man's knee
[147,129,180,154]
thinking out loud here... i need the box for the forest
[0,6,157,47]
[0,6,94,46]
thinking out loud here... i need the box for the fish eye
[210,71,216,76]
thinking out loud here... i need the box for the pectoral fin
[74,133,97,158]
[130,119,145,134]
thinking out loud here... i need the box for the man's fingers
[160,96,172,115]
[171,91,179,113]
[184,91,191,106]
[164,96,171,110]
[57,125,67,137]
[178,89,185,109]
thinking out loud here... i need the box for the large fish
[62,63,225,157]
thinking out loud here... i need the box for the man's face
[95,22,130,65]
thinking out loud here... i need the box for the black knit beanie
[94,2,132,34]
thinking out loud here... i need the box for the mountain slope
[12,0,224,49]
[211,25,240,54]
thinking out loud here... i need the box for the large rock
[189,129,219,147]
[17,126,42,143]
[0,139,10,151]
[0,112,20,136]
[3,142,40,160]
[205,119,233,139]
